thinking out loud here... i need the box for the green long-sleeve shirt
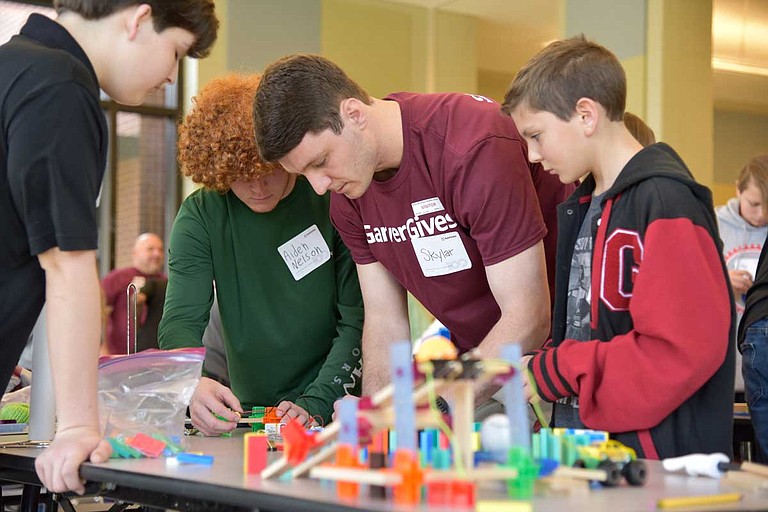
[158,178,363,423]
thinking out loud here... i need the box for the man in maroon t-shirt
[101,233,166,355]
[254,55,572,406]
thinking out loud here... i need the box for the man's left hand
[276,401,315,426]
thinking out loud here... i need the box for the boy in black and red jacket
[501,35,735,459]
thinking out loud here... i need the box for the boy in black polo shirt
[0,0,217,494]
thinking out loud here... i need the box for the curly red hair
[178,74,280,193]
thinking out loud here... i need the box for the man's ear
[574,97,600,137]
[126,4,153,41]
[341,98,368,130]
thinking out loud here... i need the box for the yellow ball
[414,335,458,363]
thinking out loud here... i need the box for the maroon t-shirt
[331,93,569,351]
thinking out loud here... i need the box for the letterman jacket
[526,143,735,459]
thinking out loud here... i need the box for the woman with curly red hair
[158,74,363,433]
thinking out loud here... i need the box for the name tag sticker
[278,225,331,281]
[410,232,472,277]
[411,197,444,217]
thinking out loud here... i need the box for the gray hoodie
[716,197,767,392]
[716,197,768,315]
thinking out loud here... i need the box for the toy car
[575,440,647,487]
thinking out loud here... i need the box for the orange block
[336,443,360,499]
[392,449,422,505]
[263,406,281,424]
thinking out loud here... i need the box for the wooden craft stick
[309,466,403,486]
[657,493,742,509]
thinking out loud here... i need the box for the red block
[451,481,476,507]
[426,481,451,506]
[126,433,166,458]
[244,433,268,475]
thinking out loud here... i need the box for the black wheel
[572,459,587,468]
[622,460,647,486]
[597,460,621,487]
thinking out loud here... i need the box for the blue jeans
[742,317,768,461]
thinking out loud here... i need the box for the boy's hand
[35,426,111,495]
[189,377,242,436]
[729,269,753,296]
[520,355,535,402]
[275,401,315,427]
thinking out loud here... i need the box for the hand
[34,425,111,495]
[276,401,314,426]
[189,377,243,436]
[729,269,753,296]
[520,355,535,402]
[331,395,360,422]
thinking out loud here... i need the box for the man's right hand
[189,377,243,436]
[729,269,753,297]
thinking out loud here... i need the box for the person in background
[718,155,768,396]
[504,35,734,458]
[200,294,229,386]
[623,112,656,147]
[0,0,217,493]
[718,155,768,310]
[101,232,167,355]
[159,74,363,434]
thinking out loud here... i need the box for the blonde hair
[737,154,768,204]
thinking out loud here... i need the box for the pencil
[657,492,742,509]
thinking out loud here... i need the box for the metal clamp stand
[126,283,138,355]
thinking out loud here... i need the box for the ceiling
[383,0,768,70]
[382,0,768,111]
[713,0,768,74]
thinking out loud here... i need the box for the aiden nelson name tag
[278,224,331,281]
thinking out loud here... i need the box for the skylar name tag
[278,225,331,281]
[410,232,472,277]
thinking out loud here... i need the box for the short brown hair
[623,112,656,147]
[502,35,626,122]
[54,0,218,58]
[253,54,372,162]
[178,74,280,193]
[738,154,768,203]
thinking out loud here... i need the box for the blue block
[177,452,214,465]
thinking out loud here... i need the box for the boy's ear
[575,97,599,137]
[126,4,153,41]
[341,98,368,130]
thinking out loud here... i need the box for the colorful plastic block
[126,432,166,458]
[244,432,268,475]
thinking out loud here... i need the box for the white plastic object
[661,452,730,479]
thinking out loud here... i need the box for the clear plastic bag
[98,348,204,440]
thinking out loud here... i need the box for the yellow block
[475,501,532,512]
[657,493,742,509]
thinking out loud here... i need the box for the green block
[506,446,539,500]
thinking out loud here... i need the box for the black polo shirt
[0,14,107,389]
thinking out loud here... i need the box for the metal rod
[126,283,138,354]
